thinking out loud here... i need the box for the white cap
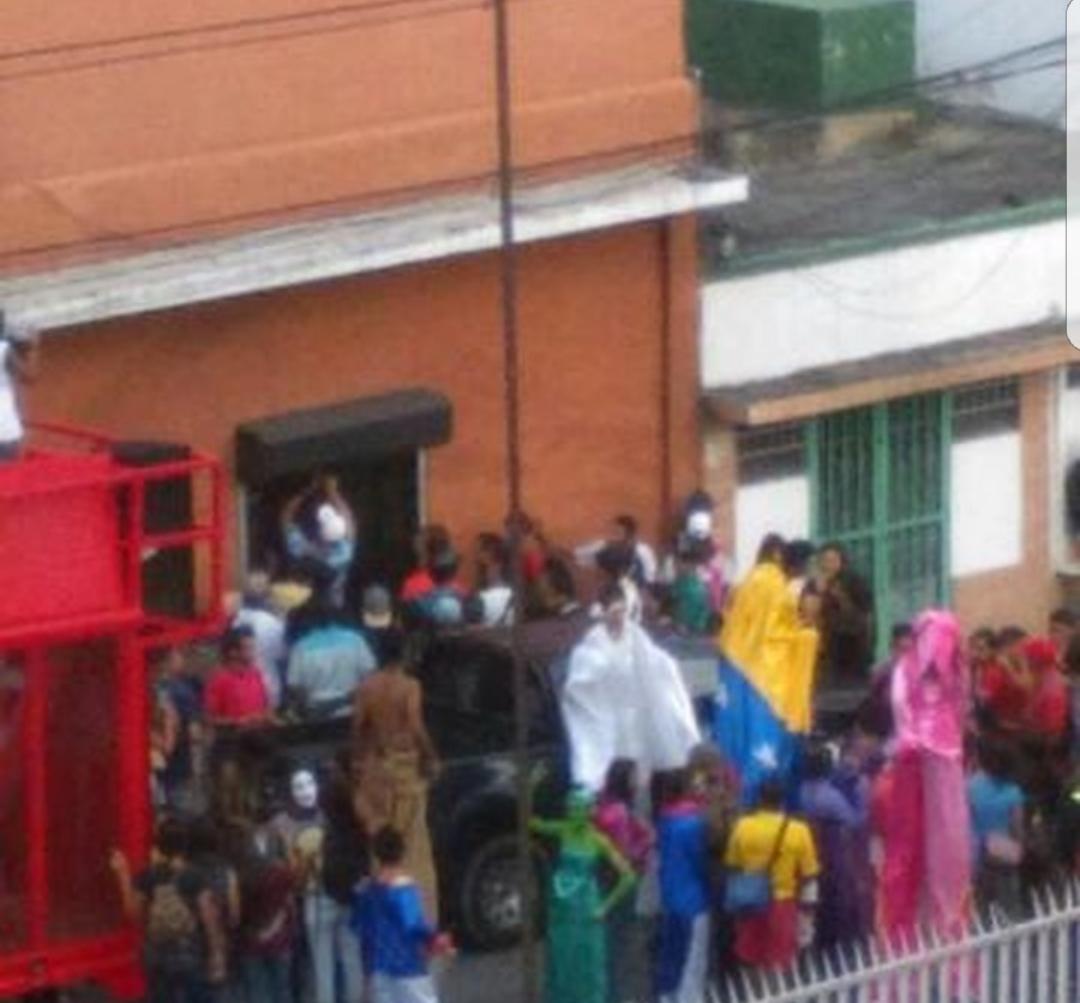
[317,503,348,544]
[687,511,713,539]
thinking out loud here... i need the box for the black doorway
[245,451,419,603]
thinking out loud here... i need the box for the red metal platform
[0,423,227,998]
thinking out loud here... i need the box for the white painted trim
[1,166,748,332]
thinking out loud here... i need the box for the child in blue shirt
[351,827,452,1003]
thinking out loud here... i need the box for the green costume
[531,791,635,1003]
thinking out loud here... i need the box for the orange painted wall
[0,0,697,266]
[27,220,702,572]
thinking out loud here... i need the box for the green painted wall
[687,0,915,110]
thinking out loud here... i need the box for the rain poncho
[562,622,700,791]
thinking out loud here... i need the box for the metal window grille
[952,379,1021,441]
[714,882,1080,1003]
[810,393,950,650]
[736,423,807,484]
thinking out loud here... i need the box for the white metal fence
[714,881,1080,1003]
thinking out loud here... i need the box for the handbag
[724,816,790,915]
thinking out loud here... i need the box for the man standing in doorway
[281,474,357,608]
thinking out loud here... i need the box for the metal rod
[489,0,538,1000]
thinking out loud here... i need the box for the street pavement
[439,948,539,1003]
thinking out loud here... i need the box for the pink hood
[891,609,969,759]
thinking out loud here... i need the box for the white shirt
[0,343,22,445]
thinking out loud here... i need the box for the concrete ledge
[1,164,748,332]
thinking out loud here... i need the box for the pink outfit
[594,798,654,872]
[881,610,972,944]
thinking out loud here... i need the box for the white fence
[715,882,1080,1003]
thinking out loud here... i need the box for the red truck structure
[0,423,226,998]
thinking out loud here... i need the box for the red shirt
[205,664,269,723]
[978,660,1028,729]
[1026,670,1069,737]
[400,570,434,603]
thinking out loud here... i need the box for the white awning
[1,164,748,332]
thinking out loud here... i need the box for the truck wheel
[459,833,545,951]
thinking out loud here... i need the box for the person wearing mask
[724,776,820,971]
[561,585,700,793]
[267,767,364,1003]
[880,610,971,944]
[351,630,441,919]
[281,475,356,608]
[0,311,39,462]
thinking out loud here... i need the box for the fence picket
[711,880,1080,1003]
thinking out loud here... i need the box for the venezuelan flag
[711,561,819,802]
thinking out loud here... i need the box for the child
[351,827,452,1003]
[655,768,711,1003]
[110,817,228,1003]
[967,737,1026,920]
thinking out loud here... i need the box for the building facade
[1,0,746,585]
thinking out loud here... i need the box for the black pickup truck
[259,618,717,950]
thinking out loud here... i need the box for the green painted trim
[871,403,891,656]
[711,197,1065,280]
[940,392,954,606]
[806,421,821,539]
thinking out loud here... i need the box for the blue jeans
[242,954,293,1003]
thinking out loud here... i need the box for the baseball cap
[362,584,393,629]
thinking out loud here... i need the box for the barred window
[952,379,1020,441]
[736,422,806,483]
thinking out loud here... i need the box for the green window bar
[811,391,952,657]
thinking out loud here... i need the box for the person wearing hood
[561,585,700,793]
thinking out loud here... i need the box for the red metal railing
[0,423,228,998]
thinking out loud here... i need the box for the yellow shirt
[724,810,820,901]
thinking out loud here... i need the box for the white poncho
[561,622,700,791]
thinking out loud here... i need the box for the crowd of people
[124,473,1080,1003]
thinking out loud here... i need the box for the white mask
[291,770,319,811]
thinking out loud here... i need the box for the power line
[0,0,470,64]
[0,0,488,85]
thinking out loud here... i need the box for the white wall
[917,0,1068,127]
[734,476,810,578]
[701,219,1065,388]
[950,432,1023,576]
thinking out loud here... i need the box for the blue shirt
[658,804,710,917]
[351,880,433,978]
[968,772,1024,859]
[285,524,355,606]
[286,625,375,718]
